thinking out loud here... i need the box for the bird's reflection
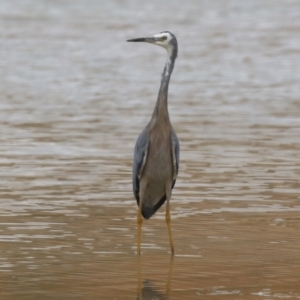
[137,255,174,300]
[138,280,167,300]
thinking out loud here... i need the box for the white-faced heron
[127,31,180,255]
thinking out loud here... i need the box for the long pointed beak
[127,37,157,43]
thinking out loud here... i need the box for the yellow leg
[137,204,143,255]
[166,197,175,255]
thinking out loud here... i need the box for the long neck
[151,46,177,124]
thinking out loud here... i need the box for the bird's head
[127,31,177,53]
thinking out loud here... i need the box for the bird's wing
[132,128,150,204]
[171,129,180,186]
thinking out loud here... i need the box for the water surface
[1,0,300,299]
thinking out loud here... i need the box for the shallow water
[1,0,300,299]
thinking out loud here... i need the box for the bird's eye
[161,36,167,41]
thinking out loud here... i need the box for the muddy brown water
[1,0,300,299]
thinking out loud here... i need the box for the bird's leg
[137,209,143,255]
[166,207,174,254]
[137,195,143,255]
[165,184,175,255]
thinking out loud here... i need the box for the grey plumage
[127,31,179,254]
[133,126,179,219]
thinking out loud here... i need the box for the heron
[127,31,179,255]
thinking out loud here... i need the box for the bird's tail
[141,194,167,220]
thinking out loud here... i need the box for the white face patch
[153,32,173,48]
[152,32,174,75]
